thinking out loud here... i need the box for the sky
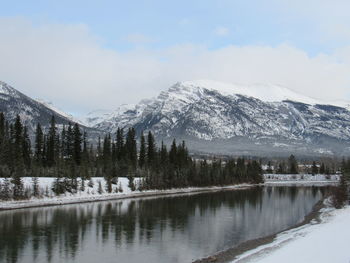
[1,0,350,115]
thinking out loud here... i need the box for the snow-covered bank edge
[263,174,339,186]
[0,174,339,211]
[264,181,338,186]
[0,178,253,211]
[232,204,350,263]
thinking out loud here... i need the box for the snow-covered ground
[0,174,339,210]
[233,205,350,263]
[264,174,340,185]
[0,177,251,210]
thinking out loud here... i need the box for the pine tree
[125,128,137,168]
[0,178,11,200]
[0,112,5,141]
[331,175,348,209]
[116,128,124,161]
[13,115,23,165]
[80,178,85,192]
[47,116,57,167]
[169,139,177,166]
[82,131,88,163]
[32,176,40,197]
[319,163,326,174]
[73,123,82,165]
[138,132,146,169]
[128,173,136,191]
[22,126,31,169]
[65,123,74,161]
[88,178,94,188]
[34,123,43,165]
[311,161,318,175]
[12,173,24,200]
[146,131,156,168]
[288,155,298,174]
[98,180,103,194]
[118,182,123,193]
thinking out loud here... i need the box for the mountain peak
[0,81,20,98]
[178,79,319,105]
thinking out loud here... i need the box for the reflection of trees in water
[0,186,325,263]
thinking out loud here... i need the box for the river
[0,186,327,263]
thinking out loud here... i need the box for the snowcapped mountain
[85,80,350,156]
[0,81,89,134]
[2,79,350,156]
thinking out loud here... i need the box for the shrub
[331,176,348,209]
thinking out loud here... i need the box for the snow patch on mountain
[80,80,350,156]
[181,80,319,104]
[0,81,20,98]
[35,99,84,125]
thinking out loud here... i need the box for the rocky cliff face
[0,81,95,136]
[85,80,350,156]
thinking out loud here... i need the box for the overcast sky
[1,0,350,115]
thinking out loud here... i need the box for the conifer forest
[0,113,263,200]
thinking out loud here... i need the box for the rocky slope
[84,80,350,156]
[2,79,350,156]
[0,81,93,135]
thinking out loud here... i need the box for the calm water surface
[0,186,327,263]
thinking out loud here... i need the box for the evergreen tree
[169,139,177,166]
[82,131,89,164]
[32,176,40,197]
[65,123,74,161]
[12,173,24,200]
[116,128,124,161]
[288,155,298,174]
[13,115,23,165]
[0,178,11,200]
[331,175,348,209]
[266,161,273,173]
[22,126,31,168]
[0,112,5,141]
[128,169,136,191]
[125,128,137,168]
[146,131,156,168]
[34,123,44,165]
[47,116,57,167]
[73,123,82,165]
[311,161,318,175]
[138,132,146,169]
[98,180,103,194]
[319,163,326,174]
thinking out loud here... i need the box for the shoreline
[0,183,254,211]
[0,179,337,211]
[233,204,350,263]
[193,195,329,263]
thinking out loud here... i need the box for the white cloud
[1,18,350,115]
[214,26,229,37]
[269,0,350,42]
[124,33,156,44]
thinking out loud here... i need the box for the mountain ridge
[0,81,96,137]
[1,80,350,157]
[82,80,350,156]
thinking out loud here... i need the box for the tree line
[0,113,263,200]
[265,154,337,175]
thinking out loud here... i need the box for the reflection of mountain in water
[0,187,327,263]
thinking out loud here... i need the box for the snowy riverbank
[234,204,350,263]
[0,175,340,210]
[263,174,339,186]
[0,177,252,210]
